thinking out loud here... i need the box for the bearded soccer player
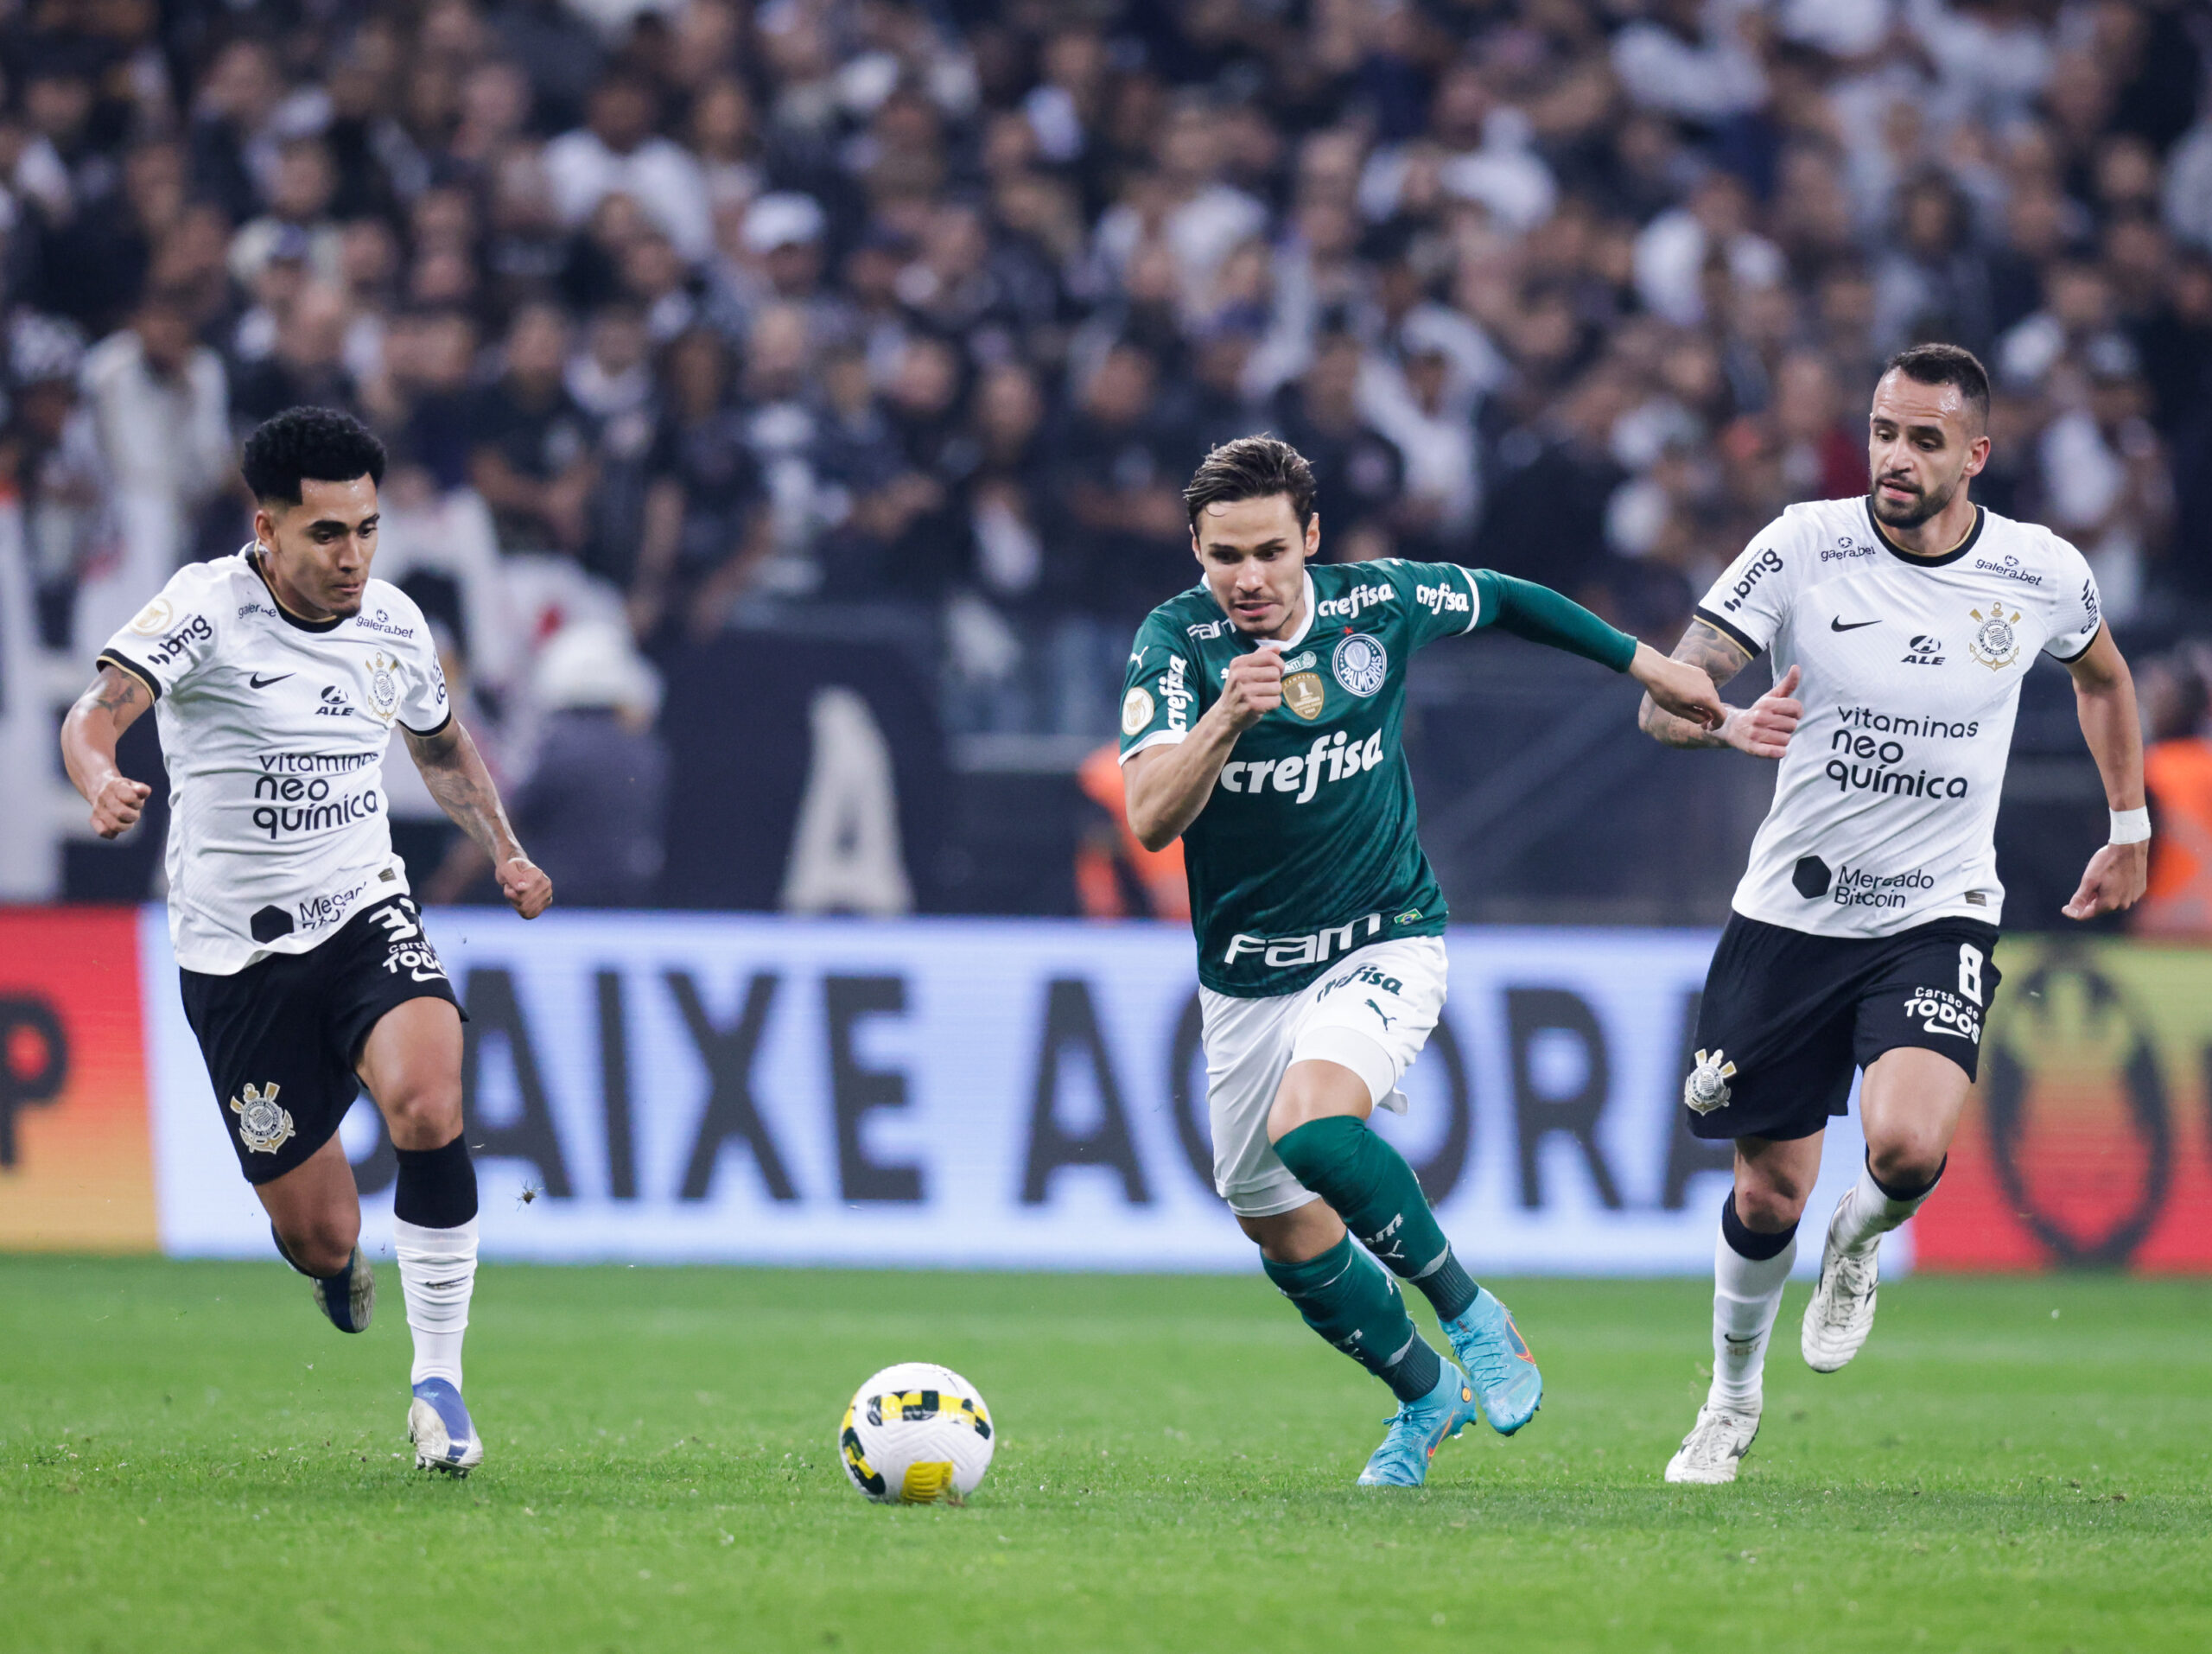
[1637,344,2147,1484]
[1120,436,1724,1485]
[60,407,553,1477]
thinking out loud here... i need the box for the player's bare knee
[1735,1183,1808,1232]
[1866,1136,1944,1194]
[283,1211,359,1275]
[381,1085,463,1153]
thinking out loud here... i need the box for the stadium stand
[2,0,2207,922]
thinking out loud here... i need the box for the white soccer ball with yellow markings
[838,1362,995,1505]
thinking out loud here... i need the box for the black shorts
[179,894,462,1184]
[1683,913,2001,1142]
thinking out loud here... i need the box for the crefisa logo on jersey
[364,651,402,722]
[1332,633,1387,697]
[1967,607,2023,671]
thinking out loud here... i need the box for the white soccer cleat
[1663,1399,1762,1485]
[408,1378,484,1477]
[1802,1189,1880,1373]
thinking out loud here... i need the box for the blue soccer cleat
[271,1225,374,1333]
[408,1378,484,1477]
[1356,1360,1478,1487]
[1442,1288,1543,1436]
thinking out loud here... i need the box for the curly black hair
[239,406,387,505]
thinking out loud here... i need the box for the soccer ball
[838,1362,995,1505]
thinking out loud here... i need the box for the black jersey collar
[247,545,348,633]
[1864,496,1983,569]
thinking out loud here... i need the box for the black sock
[1719,1191,1798,1261]
[395,1133,479,1229]
[1866,1150,1946,1205]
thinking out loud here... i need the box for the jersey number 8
[1957,943,1984,1007]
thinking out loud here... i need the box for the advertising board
[137,909,1874,1274]
[20,907,2205,1275]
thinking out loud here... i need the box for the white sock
[1711,1221,1797,1409]
[1832,1160,1938,1255]
[393,1217,478,1389]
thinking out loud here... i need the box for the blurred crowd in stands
[4,0,2212,906]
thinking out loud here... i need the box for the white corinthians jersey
[99,550,450,974]
[1696,498,2101,938]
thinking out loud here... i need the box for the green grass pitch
[3,1258,2208,1653]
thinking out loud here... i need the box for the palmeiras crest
[1332,633,1388,697]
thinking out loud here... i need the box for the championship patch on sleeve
[127,597,175,636]
[1121,686,1155,736]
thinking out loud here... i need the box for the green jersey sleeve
[1117,611,1209,762]
[1382,559,1485,650]
[1470,569,1639,671]
[1379,559,1637,670]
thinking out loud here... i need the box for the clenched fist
[499,856,554,919]
[1219,640,1286,730]
[90,774,152,839]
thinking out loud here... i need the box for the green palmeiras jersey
[1118,559,1492,999]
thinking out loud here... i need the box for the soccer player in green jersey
[1119,437,1723,1485]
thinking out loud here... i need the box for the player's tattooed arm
[60,665,156,838]
[1637,620,1802,759]
[404,720,555,918]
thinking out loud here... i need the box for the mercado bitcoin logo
[1980,954,2169,1267]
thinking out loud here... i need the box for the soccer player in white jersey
[59,408,553,1477]
[1637,345,2148,1484]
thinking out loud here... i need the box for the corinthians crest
[364,652,402,722]
[230,1082,295,1154]
[1967,606,2023,671]
[1683,1048,1737,1116]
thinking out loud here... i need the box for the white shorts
[1198,936,1448,1218]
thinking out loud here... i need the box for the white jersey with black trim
[98,549,451,974]
[1695,496,2101,938]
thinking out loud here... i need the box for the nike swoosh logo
[1722,1334,1759,1345]
[1830,618,1879,632]
[248,672,295,688]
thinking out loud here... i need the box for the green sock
[1274,1116,1480,1321]
[1262,1235,1443,1403]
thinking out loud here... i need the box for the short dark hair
[1884,342,1991,428]
[240,406,386,505]
[1183,435,1317,531]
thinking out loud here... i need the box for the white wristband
[2109,807,2151,844]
